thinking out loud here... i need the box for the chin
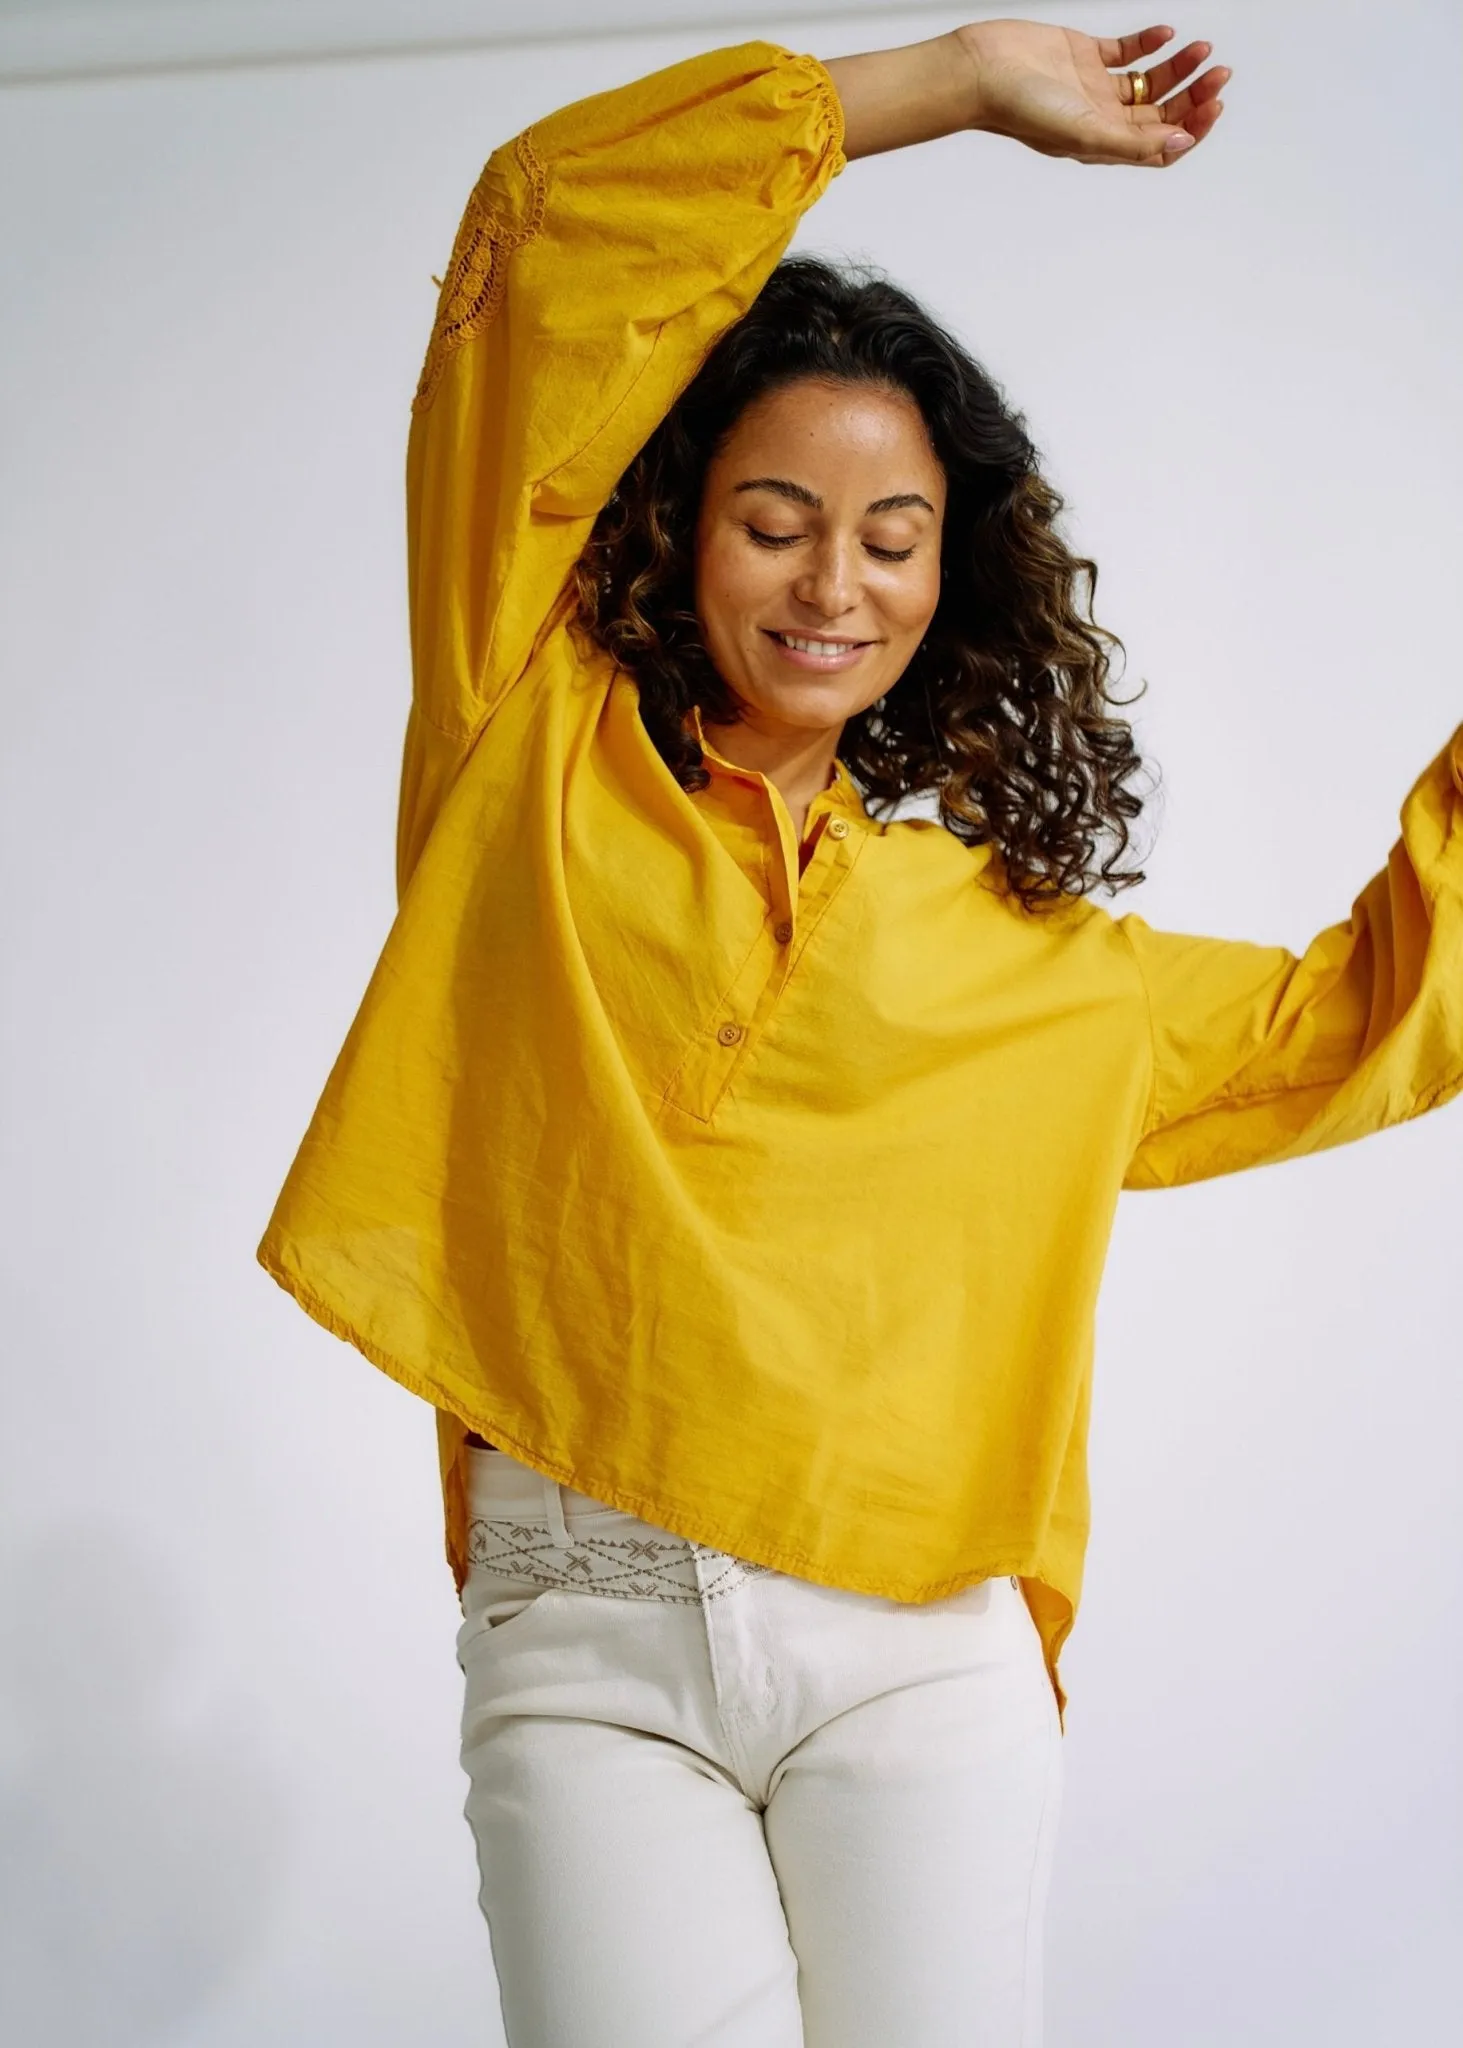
[745,672,885,729]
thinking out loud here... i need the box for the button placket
[662,785,865,1125]
[662,919,788,1123]
[791,804,860,936]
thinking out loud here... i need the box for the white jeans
[455,1442,1063,2048]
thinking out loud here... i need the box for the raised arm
[829,17,1221,163]
[1121,730,1463,1189]
[400,42,845,883]
[399,24,1227,886]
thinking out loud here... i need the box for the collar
[687,706,867,824]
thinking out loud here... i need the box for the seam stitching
[1115,918,1161,1138]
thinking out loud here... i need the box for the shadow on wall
[0,1520,292,2044]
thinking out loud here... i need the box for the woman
[259,17,1461,2046]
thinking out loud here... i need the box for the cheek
[696,533,785,635]
[878,561,943,638]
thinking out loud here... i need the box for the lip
[763,629,875,674]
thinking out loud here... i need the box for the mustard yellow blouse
[258,41,1463,1708]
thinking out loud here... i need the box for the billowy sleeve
[1121,726,1463,1189]
[397,40,846,888]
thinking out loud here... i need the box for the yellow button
[717,1022,744,1047]
[773,919,794,945]
[827,817,851,839]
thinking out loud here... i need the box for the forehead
[713,379,945,498]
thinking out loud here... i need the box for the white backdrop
[1,4,1459,2043]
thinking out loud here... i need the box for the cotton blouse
[257,40,1463,1709]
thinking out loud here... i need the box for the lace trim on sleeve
[412,127,548,415]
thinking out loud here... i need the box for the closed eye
[745,524,916,563]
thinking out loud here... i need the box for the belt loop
[541,1470,572,1547]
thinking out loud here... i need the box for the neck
[700,715,842,839]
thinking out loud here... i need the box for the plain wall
[1,4,1459,2043]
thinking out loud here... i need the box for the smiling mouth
[765,631,872,654]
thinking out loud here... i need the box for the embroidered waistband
[465,1515,771,1603]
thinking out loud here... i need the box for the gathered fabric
[257,40,1463,1712]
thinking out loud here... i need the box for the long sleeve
[396,41,846,890]
[1121,725,1463,1190]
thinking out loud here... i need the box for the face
[694,377,947,741]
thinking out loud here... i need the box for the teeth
[777,634,860,655]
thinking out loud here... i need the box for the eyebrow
[732,477,936,517]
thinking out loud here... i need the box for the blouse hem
[255,1231,1074,1717]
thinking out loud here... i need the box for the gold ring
[1127,70,1150,106]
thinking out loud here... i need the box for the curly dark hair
[571,256,1149,907]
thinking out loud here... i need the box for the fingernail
[1164,131,1195,153]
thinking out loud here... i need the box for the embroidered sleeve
[413,129,547,415]
[398,43,846,882]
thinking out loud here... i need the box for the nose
[791,533,862,620]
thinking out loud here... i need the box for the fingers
[1174,93,1225,149]
[1124,37,1213,103]
[1154,62,1231,127]
[1095,24,1175,68]
[1082,24,1231,170]
[1131,95,1226,166]
[1079,92,1225,169]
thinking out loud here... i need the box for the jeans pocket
[455,1577,562,1669]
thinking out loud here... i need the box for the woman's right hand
[956,18,1228,166]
